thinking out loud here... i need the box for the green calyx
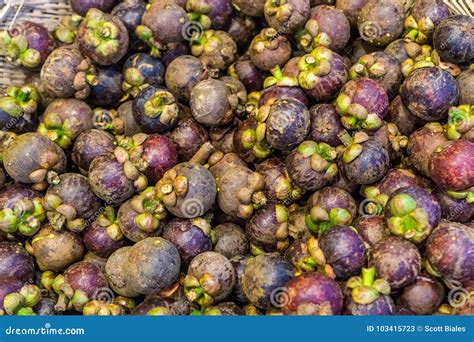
[37,112,78,149]
[295,19,332,53]
[51,274,89,312]
[403,15,434,44]
[54,14,83,44]
[297,141,338,179]
[295,237,335,278]
[187,12,212,32]
[240,124,271,159]
[251,28,279,53]
[190,30,226,61]
[82,9,121,58]
[131,187,167,233]
[73,59,99,100]
[387,193,431,243]
[298,47,334,90]
[349,54,387,81]
[236,172,267,220]
[3,284,41,316]
[263,66,299,89]
[446,105,474,141]
[92,108,124,135]
[346,267,391,305]
[115,133,149,184]
[446,189,474,204]
[306,206,352,235]
[0,197,45,236]
[156,168,189,209]
[83,301,126,316]
[362,186,389,211]
[143,90,179,124]
[264,0,293,23]
[44,193,85,233]
[147,306,173,316]
[135,25,162,58]
[181,274,216,308]
[0,85,39,118]
[95,206,123,241]
[340,132,369,164]
[122,67,148,97]
[0,31,41,69]
[336,95,383,131]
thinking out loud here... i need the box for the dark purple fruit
[112,0,147,47]
[433,15,474,64]
[426,220,473,283]
[241,254,294,309]
[32,225,85,272]
[357,0,404,47]
[249,28,292,71]
[369,237,421,289]
[77,9,129,66]
[38,99,93,149]
[385,186,441,243]
[396,275,444,315]
[0,21,55,70]
[353,216,387,249]
[319,225,366,279]
[165,55,208,102]
[88,67,124,107]
[122,53,165,97]
[170,118,209,161]
[117,101,143,136]
[387,95,425,136]
[133,86,179,134]
[227,14,256,49]
[162,217,212,264]
[70,0,118,16]
[0,85,39,133]
[404,0,449,43]
[296,5,350,52]
[435,189,474,224]
[256,158,301,203]
[182,251,235,306]
[400,67,459,121]
[72,129,115,173]
[228,56,266,93]
[186,0,233,29]
[282,272,343,315]
[264,0,310,34]
[0,242,35,283]
[0,276,24,313]
[284,237,334,276]
[308,104,345,147]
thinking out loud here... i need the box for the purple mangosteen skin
[88,67,124,108]
[386,186,441,229]
[0,276,23,310]
[141,135,178,184]
[308,104,345,147]
[426,220,474,283]
[0,242,35,283]
[64,261,108,298]
[434,15,474,64]
[112,0,147,45]
[387,95,425,136]
[230,255,250,303]
[83,223,126,259]
[353,216,387,248]
[319,225,366,279]
[375,168,425,198]
[344,294,395,315]
[435,190,474,223]
[162,218,212,265]
[341,78,389,120]
[170,118,209,161]
[370,237,421,289]
[0,184,38,209]
[72,129,115,173]
[230,56,266,93]
[396,275,445,315]
[71,0,118,16]
[118,200,162,243]
[259,86,308,108]
[308,5,351,52]
[282,272,344,315]
[190,0,233,29]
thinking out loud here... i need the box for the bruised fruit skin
[407,123,448,177]
[133,86,180,134]
[426,220,473,283]
[369,237,421,289]
[44,173,102,233]
[170,118,209,161]
[183,251,236,307]
[429,140,474,193]
[403,0,449,44]
[70,0,118,16]
[156,162,216,219]
[32,225,85,272]
[282,272,343,315]
[246,204,290,253]
[336,78,389,131]
[385,186,441,243]
[298,47,348,102]
[308,104,345,147]
[319,225,366,279]
[286,141,338,193]
[353,216,387,249]
[457,69,473,105]
[3,133,67,187]
[84,207,125,258]
[433,15,474,65]
[264,0,310,34]
[400,67,459,121]
[162,217,212,264]
[241,254,294,309]
[357,0,404,47]
[249,28,292,72]
[0,21,55,70]
[0,242,35,283]
[213,223,248,259]
[89,154,136,205]
[306,187,357,235]
[38,99,93,149]
[396,275,444,315]
[296,5,350,53]
[190,79,234,126]
[72,129,115,173]
[41,46,97,100]
[105,247,139,297]
[77,9,129,66]
[165,55,208,102]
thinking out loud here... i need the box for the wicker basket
[0,0,471,88]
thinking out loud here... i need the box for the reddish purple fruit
[72,129,115,173]
[70,0,118,16]
[0,242,35,283]
[396,275,444,315]
[308,104,345,147]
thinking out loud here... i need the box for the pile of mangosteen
[0,0,472,316]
